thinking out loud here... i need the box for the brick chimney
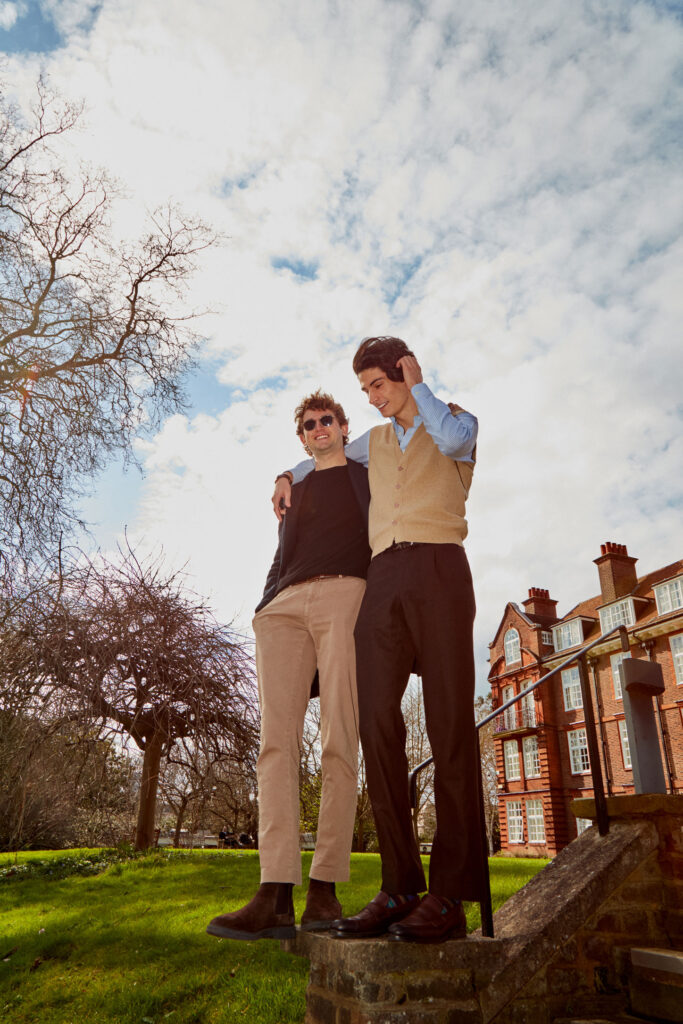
[594,542,638,602]
[522,587,558,621]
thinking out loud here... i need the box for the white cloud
[4,0,682,690]
[0,2,25,30]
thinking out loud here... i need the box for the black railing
[408,624,631,939]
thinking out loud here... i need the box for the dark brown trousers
[354,542,485,900]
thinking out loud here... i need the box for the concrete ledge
[630,945,683,1023]
[572,793,683,821]
[631,947,683,975]
[478,819,659,1021]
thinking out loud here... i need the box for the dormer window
[552,618,582,652]
[598,598,635,635]
[541,630,553,647]
[654,576,683,615]
[504,628,521,665]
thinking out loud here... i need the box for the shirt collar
[392,412,423,437]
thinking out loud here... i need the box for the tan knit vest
[368,412,474,557]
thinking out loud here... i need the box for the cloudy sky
[3,0,682,690]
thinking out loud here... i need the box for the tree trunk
[173,795,189,848]
[135,732,164,850]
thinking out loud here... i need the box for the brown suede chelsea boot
[300,878,343,932]
[206,882,295,941]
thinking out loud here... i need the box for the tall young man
[207,390,370,941]
[272,337,483,943]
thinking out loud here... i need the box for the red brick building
[488,542,683,858]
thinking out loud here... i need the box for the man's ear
[298,433,307,448]
[342,423,349,438]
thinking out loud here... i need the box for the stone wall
[284,795,683,1024]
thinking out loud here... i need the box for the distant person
[206,390,370,941]
[272,337,484,943]
[218,827,228,849]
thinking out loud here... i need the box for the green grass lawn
[0,849,547,1024]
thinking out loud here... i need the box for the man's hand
[397,355,423,389]
[272,474,292,522]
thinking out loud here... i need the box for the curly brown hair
[352,336,415,381]
[294,389,349,445]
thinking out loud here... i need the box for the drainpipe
[588,657,613,797]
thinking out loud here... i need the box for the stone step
[553,1016,645,1024]
[629,947,683,1024]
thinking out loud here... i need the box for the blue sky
[2,0,682,691]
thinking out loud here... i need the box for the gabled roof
[553,558,683,643]
[489,601,540,649]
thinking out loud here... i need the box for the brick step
[307,984,482,1024]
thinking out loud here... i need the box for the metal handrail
[408,623,631,939]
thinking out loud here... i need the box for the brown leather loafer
[387,893,467,943]
[334,891,419,938]
[206,883,295,941]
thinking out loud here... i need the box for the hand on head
[397,355,423,390]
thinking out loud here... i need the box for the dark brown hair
[294,389,349,445]
[352,336,415,381]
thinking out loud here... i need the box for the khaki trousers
[252,575,365,885]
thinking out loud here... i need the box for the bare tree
[159,741,258,847]
[353,753,375,852]
[475,694,499,854]
[0,77,214,556]
[0,709,138,851]
[7,546,258,849]
[402,677,435,844]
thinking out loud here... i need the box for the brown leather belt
[292,573,345,585]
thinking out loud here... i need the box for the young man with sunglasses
[207,390,370,941]
[271,337,484,943]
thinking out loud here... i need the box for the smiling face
[358,366,414,424]
[298,407,348,460]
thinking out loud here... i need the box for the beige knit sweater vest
[368,413,474,557]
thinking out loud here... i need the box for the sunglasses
[303,414,335,431]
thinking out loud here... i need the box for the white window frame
[618,719,632,770]
[541,630,553,647]
[610,652,631,700]
[562,666,583,711]
[521,687,536,727]
[568,728,590,774]
[671,634,683,686]
[523,735,540,778]
[599,598,635,635]
[654,577,683,615]
[504,739,521,781]
[501,684,516,730]
[504,628,521,665]
[552,619,582,652]
[507,800,524,844]
[525,798,545,843]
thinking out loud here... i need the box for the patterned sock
[431,895,462,912]
[386,892,419,909]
